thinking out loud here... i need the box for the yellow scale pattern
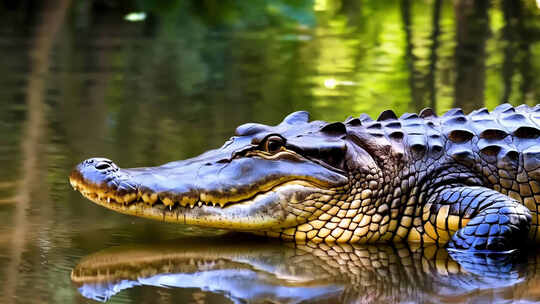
[261,166,540,246]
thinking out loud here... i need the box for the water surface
[1,0,539,303]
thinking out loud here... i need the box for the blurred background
[0,0,539,303]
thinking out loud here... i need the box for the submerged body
[70,104,540,251]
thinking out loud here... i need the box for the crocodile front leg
[426,186,531,252]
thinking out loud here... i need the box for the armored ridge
[69,104,540,251]
[336,103,539,249]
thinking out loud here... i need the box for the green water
[0,0,539,303]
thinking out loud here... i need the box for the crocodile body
[70,104,540,251]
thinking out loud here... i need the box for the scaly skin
[69,104,540,251]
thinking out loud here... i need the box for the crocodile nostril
[95,163,111,170]
[82,158,116,171]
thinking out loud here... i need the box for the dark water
[0,0,539,303]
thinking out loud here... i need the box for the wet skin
[70,104,540,251]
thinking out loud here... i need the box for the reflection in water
[0,0,540,303]
[454,0,490,113]
[72,237,537,303]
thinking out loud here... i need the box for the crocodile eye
[264,136,285,153]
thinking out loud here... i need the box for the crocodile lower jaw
[70,177,323,211]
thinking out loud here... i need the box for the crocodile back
[348,104,540,241]
[408,104,540,240]
[439,104,540,239]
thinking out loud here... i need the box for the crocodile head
[69,111,384,240]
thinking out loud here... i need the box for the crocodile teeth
[124,193,137,203]
[142,193,151,204]
[91,190,234,209]
[162,197,175,207]
[141,192,158,205]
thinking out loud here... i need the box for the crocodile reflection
[71,237,540,303]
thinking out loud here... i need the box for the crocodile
[69,104,540,251]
